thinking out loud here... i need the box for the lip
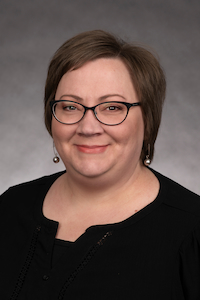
[75,144,108,154]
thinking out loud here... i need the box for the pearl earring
[53,142,60,163]
[144,144,151,166]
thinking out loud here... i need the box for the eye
[63,105,77,111]
[106,105,121,111]
[99,102,125,112]
[59,101,82,112]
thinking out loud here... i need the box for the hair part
[44,30,166,164]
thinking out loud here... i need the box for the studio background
[0,0,199,195]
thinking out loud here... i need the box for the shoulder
[0,171,65,206]
[151,168,200,217]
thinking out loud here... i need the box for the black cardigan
[1,169,200,299]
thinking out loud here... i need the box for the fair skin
[43,58,159,242]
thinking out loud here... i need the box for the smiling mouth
[76,145,108,154]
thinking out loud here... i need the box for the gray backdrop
[0,0,200,195]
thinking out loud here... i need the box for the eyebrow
[60,94,83,101]
[59,94,126,102]
[100,94,126,101]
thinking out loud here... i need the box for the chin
[65,156,111,178]
[69,161,111,179]
[76,167,108,179]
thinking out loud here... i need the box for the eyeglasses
[50,100,141,126]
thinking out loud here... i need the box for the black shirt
[1,169,200,299]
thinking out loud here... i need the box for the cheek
[51,118,75,143]
[109,116,144,146]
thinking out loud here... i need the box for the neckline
[54,238,73,246]
[36,168,164,239]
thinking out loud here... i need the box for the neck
[58,162,147,208]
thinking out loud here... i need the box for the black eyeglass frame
[50,100,141,126]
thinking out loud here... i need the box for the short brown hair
[44,30,166,164]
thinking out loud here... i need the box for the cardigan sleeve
[172,222,200,299]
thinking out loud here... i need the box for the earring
[144,144,151,166]
[53,142,60,163]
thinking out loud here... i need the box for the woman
[1,30,200,299]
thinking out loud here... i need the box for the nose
[76,109,104,136]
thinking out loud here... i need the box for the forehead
[55,58,137,100]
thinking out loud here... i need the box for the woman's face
[52,58,144,181]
